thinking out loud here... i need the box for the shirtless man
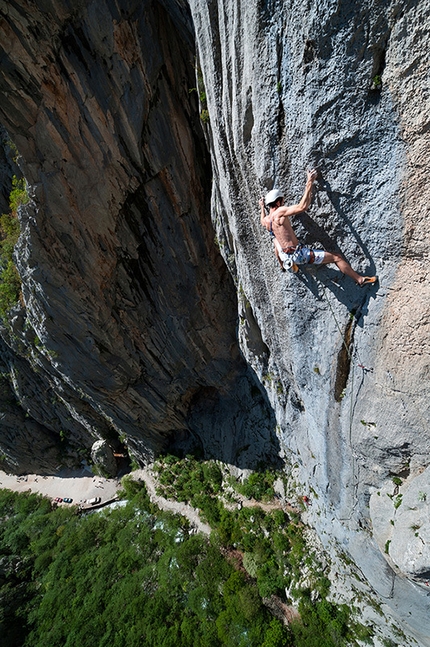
[259,169,377,286]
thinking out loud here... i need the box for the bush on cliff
[0,175,27,319]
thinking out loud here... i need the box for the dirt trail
[0,466,299,528]
[0,466,211,534]
[131,468,212,535]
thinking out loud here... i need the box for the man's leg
[321,252,376,285]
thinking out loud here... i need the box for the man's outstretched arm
[278,169,317,218]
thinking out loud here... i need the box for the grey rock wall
[189,0,430,643]
[0,0,277,473]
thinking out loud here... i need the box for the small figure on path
[260,169,377,285]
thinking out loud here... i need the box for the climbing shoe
[358,276,377,287]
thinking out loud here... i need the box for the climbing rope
[316,276,371,510]
[317,277,356,435]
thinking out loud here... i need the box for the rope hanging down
[317,277,373,510]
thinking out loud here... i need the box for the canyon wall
[0,0,429,643]
[0,0,277,473]
[189,0,430,643]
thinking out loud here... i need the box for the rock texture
[91,439,117,477]
[370,467,430,581]
[0,0,429,643]
[0,0,276,473]
[189,0,430,643]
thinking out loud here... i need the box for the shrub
[200,109,210,123]
[0,175,27,319]
[9,175,29,213]
[0,260,21,318]
[262,618,292,647]
[236,470,276,502]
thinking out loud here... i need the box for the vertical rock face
[0,0,277,473]
[0,0,429,642]
[188,0,430,642]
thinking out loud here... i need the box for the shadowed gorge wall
[0,0,277,472]
[0,0,430,643]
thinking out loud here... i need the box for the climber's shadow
[313,176,376,274]
[296,265,375,328]
[297,213,376,280]
[291,189,378,324]
[285,169,379,316]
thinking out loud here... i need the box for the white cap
[265,189,283,206]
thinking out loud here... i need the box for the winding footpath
[131,468,212,535]
[0,465,291,532]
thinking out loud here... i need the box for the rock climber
[259,169,377,286]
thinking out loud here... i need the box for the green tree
[262,619,292,647]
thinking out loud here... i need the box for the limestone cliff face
[189,0,430,642]
[0,0,429,643]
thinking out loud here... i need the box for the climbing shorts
[280,244,325,271]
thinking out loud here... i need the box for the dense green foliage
[153,455,370,646]
[8,175,29,214]
[0,257,21,318]
[0,175,27,318]
[233,470,277,502]
[154,456,311,601]
[154,454,276,506]
[0,484,289,647]
[0,464,371,647]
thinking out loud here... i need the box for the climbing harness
[282,243,316,266]
[282,256,299,273]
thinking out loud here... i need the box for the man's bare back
[259,170,377,286]
[271,211,299,250]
